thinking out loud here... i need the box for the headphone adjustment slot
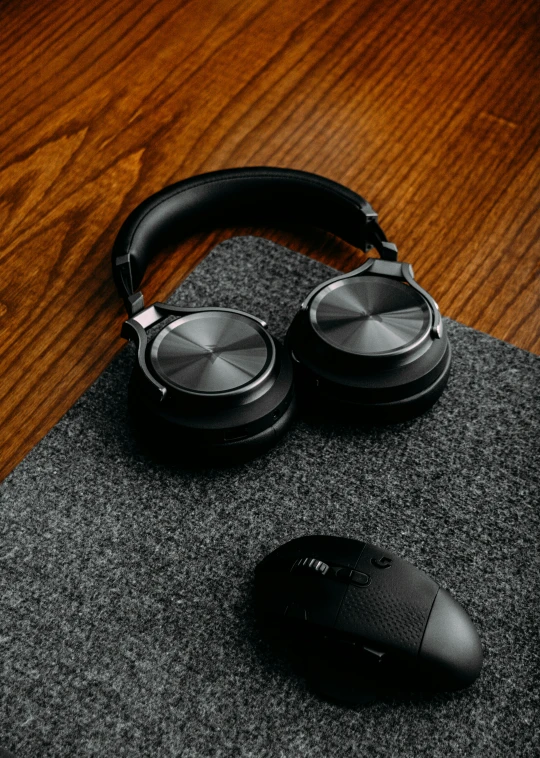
[121,319,167,403]
[401,264,443,338]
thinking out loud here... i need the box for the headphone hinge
[367,259,405,278]
[364,220,398,261]
[126,291,145,317]
[127,304,164,330]
[360,203,378,253]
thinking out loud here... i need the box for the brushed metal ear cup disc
[309,276,431,356]
[149,311,275,395]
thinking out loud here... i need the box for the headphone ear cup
[287,274,451,423]
[128,310,296,463]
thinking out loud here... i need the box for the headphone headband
[112,167,395,316]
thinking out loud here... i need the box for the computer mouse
[254,535,483,704]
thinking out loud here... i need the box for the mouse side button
[419,588,483,689]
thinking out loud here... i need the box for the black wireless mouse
[254,535,483,704]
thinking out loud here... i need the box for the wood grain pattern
[0,0,539,481]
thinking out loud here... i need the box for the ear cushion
[291,346,452,423]
[127,383,296,464]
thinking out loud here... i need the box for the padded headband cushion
[111,167,389,304]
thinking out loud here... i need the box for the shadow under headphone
[112,167,451,462]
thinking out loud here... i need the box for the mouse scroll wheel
[291,557,330,576]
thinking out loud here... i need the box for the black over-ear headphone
[112,167,451,461]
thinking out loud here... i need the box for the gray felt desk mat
[1,237,539,758]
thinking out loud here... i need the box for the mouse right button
[335,547,439,657]
[419,587,483,689]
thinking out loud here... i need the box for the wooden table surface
[1,0,538,482]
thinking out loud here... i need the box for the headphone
[112,167,451,462]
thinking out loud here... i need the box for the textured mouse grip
[334,543,439,657]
